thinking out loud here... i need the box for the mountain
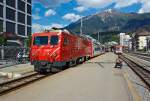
[65,10,150,42]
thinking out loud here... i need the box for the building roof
[134,28,150,36]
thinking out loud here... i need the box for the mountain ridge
[65,10,150,35]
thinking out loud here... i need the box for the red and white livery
[30,29,95,73]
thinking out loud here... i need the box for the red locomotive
[30,29,94,73]
[30,29,104,73]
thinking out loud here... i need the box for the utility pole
[98,32,99,42]
[80,18,83,35]
[146,37,150,53]
[98,32,101,43]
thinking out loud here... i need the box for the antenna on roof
[80,18,83,35]
[51,27,60,30]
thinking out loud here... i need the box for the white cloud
[32,14,41,20]
[76,0,113,8]
[45,9,56,17]
[114,0,150,13]
[33,8,42,20]
[63,13,82,22]
[114,0,139,8]
[32,23,64,33]
[33,0,150,17]
[138,9,143,13]
[138,0,150,13]
[32,24,43,32]
[75,0,150,13]
[50,23,64,28]
[74,6,87,12]
[41,23,63,30]
[33,0,71,8]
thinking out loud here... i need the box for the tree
[25,35,32,47]
[0,25,7,45]
[0,35,7,45]
[0,25,2,32]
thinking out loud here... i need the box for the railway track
[0,72,52,96]
[0,62,86,95]
[128,52,150,62]
[120,55,150,92]
[0,53,105,96]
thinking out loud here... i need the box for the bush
[0,35,7,45]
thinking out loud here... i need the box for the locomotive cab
[30,32,61,73]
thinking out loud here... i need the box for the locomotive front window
[33,36,48,45]
[50,35,59,45]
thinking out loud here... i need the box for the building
[119,33,131,47]
[119,33,125,46]
[0,0,32,45]
[132,29,150,51]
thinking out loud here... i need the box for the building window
[18,24,25,36]
[6,7,16,21]
[0,0,3,3]
[6,21,15,33]
[27,15,31,25]
[27,27,31,35]
[18,0,25,12]
[18,12,25,24]
[27,4,31,14]
[6,0,16,8]
[0,5,3,18]
[27,0,31,4]
[0,20,3,31]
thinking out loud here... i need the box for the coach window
[50,35,59,45]
[64,37,69,45]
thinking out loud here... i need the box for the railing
[0,46,30,68]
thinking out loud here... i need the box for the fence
[0,46,30,67]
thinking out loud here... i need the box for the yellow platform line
[123,71,142,101]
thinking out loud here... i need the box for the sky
[32,0,150,33]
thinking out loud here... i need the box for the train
[30,29,104,73]
[114,45,123,54]
[83,35,104,56]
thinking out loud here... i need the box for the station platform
[0,53,134,101]
[0,63,34,79]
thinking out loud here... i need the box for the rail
[0,72,53,96]
[0,53,105,96]
[128,52,150,62]
[120,55,150,92]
